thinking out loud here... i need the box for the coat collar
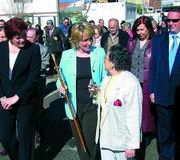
[69,47,99,72]
[5,41,31,80]
[100,73,124,127]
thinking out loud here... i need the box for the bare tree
[2,0,26,18]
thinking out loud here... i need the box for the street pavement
[0,75,158,160]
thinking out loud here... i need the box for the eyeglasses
[167,19,180,23]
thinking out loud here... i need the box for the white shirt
[9,52,18,80]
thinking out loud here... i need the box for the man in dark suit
[45,19,66,75]
[149,8,180,160]
[100,18,129,53]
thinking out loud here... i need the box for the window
[14,0,32,3]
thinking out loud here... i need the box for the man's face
[63,19,69,26]
[167,11,180,33]
[108,20,118,35]
[0,30,7,42]
[47,23,53,30]
[26,30,37,43]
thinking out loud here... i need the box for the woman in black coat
[0,18,41,160]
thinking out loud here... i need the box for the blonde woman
[56,22,106,160]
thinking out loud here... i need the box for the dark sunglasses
[167,19,180,23]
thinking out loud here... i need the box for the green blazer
[56,46,107,119]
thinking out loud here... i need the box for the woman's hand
[53,36,58,41]
[1,95,19,110]
[0,96,6,102]
[58,85,68,96]
[150,93,155,103]
[125,149,135,159]
[88,85,99,96]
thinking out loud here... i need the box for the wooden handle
[51,54,87,152]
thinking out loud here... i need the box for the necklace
[77,49,90,58]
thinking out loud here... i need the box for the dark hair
[89,20,95,24]
[46,19,53,25]
[109,44,130,71]
[132,16,154,40]
[63,17,69,21]
[26,20,32,27]
[0,19,5,30]
[0,19,5,24]
[120,20,126,26]
[4,18,27,39]
[169,8,180,13]
[98,19,104,23]
[35,24,41,30]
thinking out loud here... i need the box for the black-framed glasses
[167,19,180,23]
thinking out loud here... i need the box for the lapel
[11,49,22,80]
[160,34,170,75]
[51,27,56,37]
[100,76,121,126]
[90,47,98,75]
[100,77,111,126]
[11,43,30,80]
[2,42,10,79]
[68,48,76,77]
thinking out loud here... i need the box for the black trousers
[35,76,46,131]
[69,102,98,160]
[0,104,35,160]
[156,105,175,160]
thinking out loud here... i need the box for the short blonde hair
[69,22,95,48]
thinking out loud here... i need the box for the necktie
[169,35,178,74]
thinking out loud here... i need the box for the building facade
[0,0,59,27]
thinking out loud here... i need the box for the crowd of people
[0,8,179,160]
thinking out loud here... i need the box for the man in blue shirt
[59,17,71,37]
[149,8,180,160]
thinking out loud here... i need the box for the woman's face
[94,28,100,39]
[78,35,92,53]
[104,53,113,72]
[11,33,26,48]
[136,23,149,41]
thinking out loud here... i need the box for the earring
[110,62,114,68]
